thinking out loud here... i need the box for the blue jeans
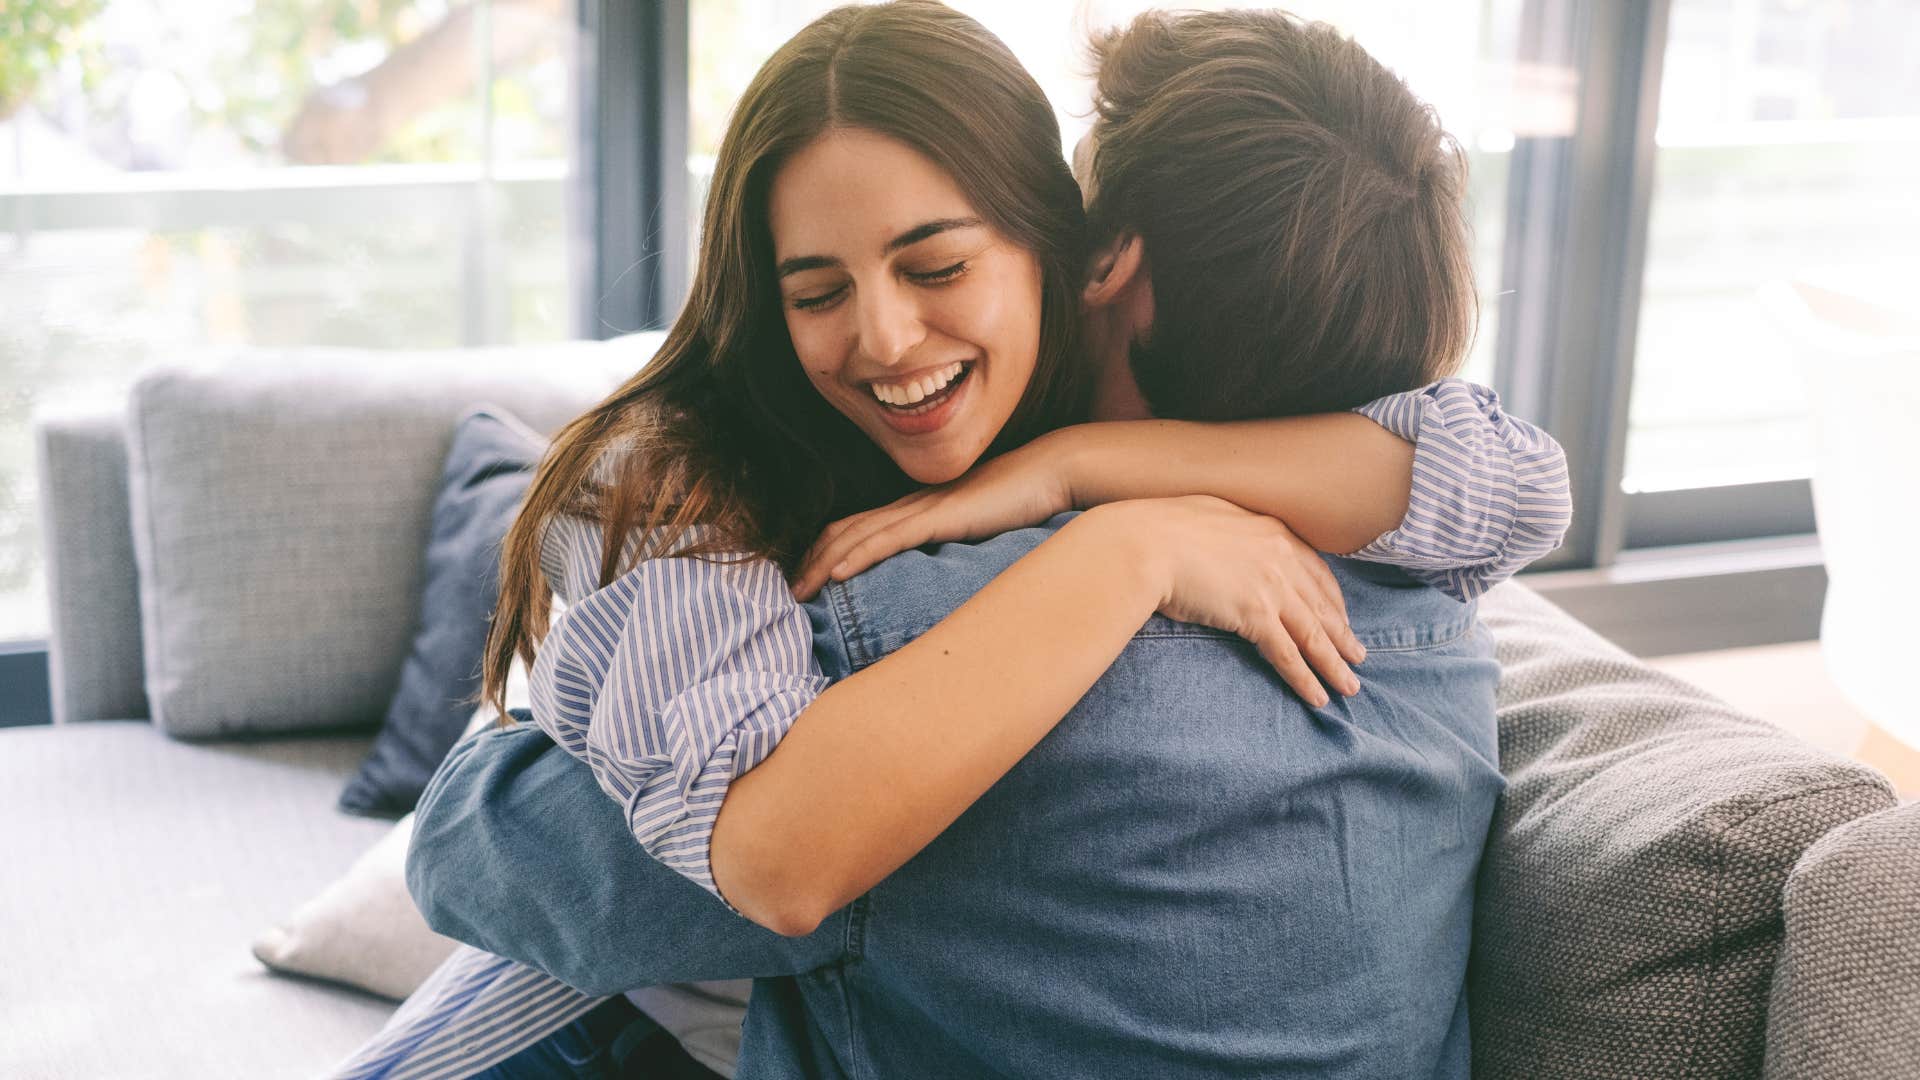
[473,995,724,1080]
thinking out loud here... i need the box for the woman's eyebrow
[777,217,983,279]
[883,216,981,254]
[777,255,838,279]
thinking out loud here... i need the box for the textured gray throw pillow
[1470,583,1897,1080]
[122,339,648,737]
[336,405,546,818]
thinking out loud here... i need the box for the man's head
[1077,9,1478,421]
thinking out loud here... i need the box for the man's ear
[1082,232,1148,308]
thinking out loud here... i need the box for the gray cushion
[123,337,656,737]
[1764,801,1920,1079]
[337,405,547,818]
[1471,583,1897,1080]
[0,722,399,1077]
[33,405,149,726]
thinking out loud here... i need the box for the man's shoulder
[800,515,1072,674]
[805,512,1482,672]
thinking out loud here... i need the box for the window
[10,0,1911,660]
[1625,0,1920,494]
[0,0,582,643]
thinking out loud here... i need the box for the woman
[338,2,1563,1075]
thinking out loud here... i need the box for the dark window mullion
[574,0,689,338]
[1494,0,1673,572]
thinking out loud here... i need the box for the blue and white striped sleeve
[528,521,831,907]
[1347,378,1572,602]
[328,944,606,1079]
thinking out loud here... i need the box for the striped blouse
[330,377,1570,1078]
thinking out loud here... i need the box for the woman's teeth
[870,361,967,407]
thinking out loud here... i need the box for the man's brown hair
[1085,9,1477,419]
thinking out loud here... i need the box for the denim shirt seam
[827,577,877,673]
[819,582,874,972]
[1351,605,1479,653]
[1131,608,1477,653]
[842,894,869,961]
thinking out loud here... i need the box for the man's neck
[1083,299,1154,422]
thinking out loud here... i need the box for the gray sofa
[7,343,1915,1079]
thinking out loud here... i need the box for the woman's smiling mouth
[868,361,972,408]
[866,361,976,434]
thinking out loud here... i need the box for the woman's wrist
[1068,500,1173,613]
[1046,422,1121,512]
[1013,425,1088,515]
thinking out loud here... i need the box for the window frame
[1486,0,1823,650]
[576,0,690,337]
[0,0,680,726]
[7,0,1846,724]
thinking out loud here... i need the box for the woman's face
[768,128,1045,485]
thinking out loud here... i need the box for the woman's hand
[792,438,1074,600]
[1112,496,1366,707]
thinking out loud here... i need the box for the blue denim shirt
[407,516,1504,1079]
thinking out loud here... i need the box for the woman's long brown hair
[477,0,1090,727]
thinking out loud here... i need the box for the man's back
[404,517,1504,1080]
[770,517,1503,1078]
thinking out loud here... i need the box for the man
[363,10,1565,1078]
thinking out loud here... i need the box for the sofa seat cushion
[0,722,399,1077]
[1471,583,1898,1080]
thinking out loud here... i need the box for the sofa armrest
[32,403,148,724]
[1470,582,1897,1080]
[1764,800,1920,1080]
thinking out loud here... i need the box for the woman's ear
[1082,232,1149,309]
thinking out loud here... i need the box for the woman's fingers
[795,504,929,599]
[1250,621,1329,709]
[1303,562,1364,665]
[790,562,832,601]
[830,519,932,583]
[1276,587,1359,697]
[795,519,867,599]
[803,514,865,568]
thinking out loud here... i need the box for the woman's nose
[856,282,926,368]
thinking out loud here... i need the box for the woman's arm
[405,725,855,991]
[524,494,1350,935]
[1051,412,1410,554]
[1342,381,1571,601]
[795,379,1572,604]
[714,496,1341,936]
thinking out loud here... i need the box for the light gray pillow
[1471,583,1896,1080]
[124,336,657,737]
[251,809,453,1001]
[252,697,516,1000]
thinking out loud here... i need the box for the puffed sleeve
[1347,378,1572,602]
[527,520,830,908]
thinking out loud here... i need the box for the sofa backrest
[35,405,148,727]
[33,334,662,731]
[1472,582,1897,1080]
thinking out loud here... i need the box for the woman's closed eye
[790,286,847,312]
[908,260,969,285]
[788,261,971,314]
